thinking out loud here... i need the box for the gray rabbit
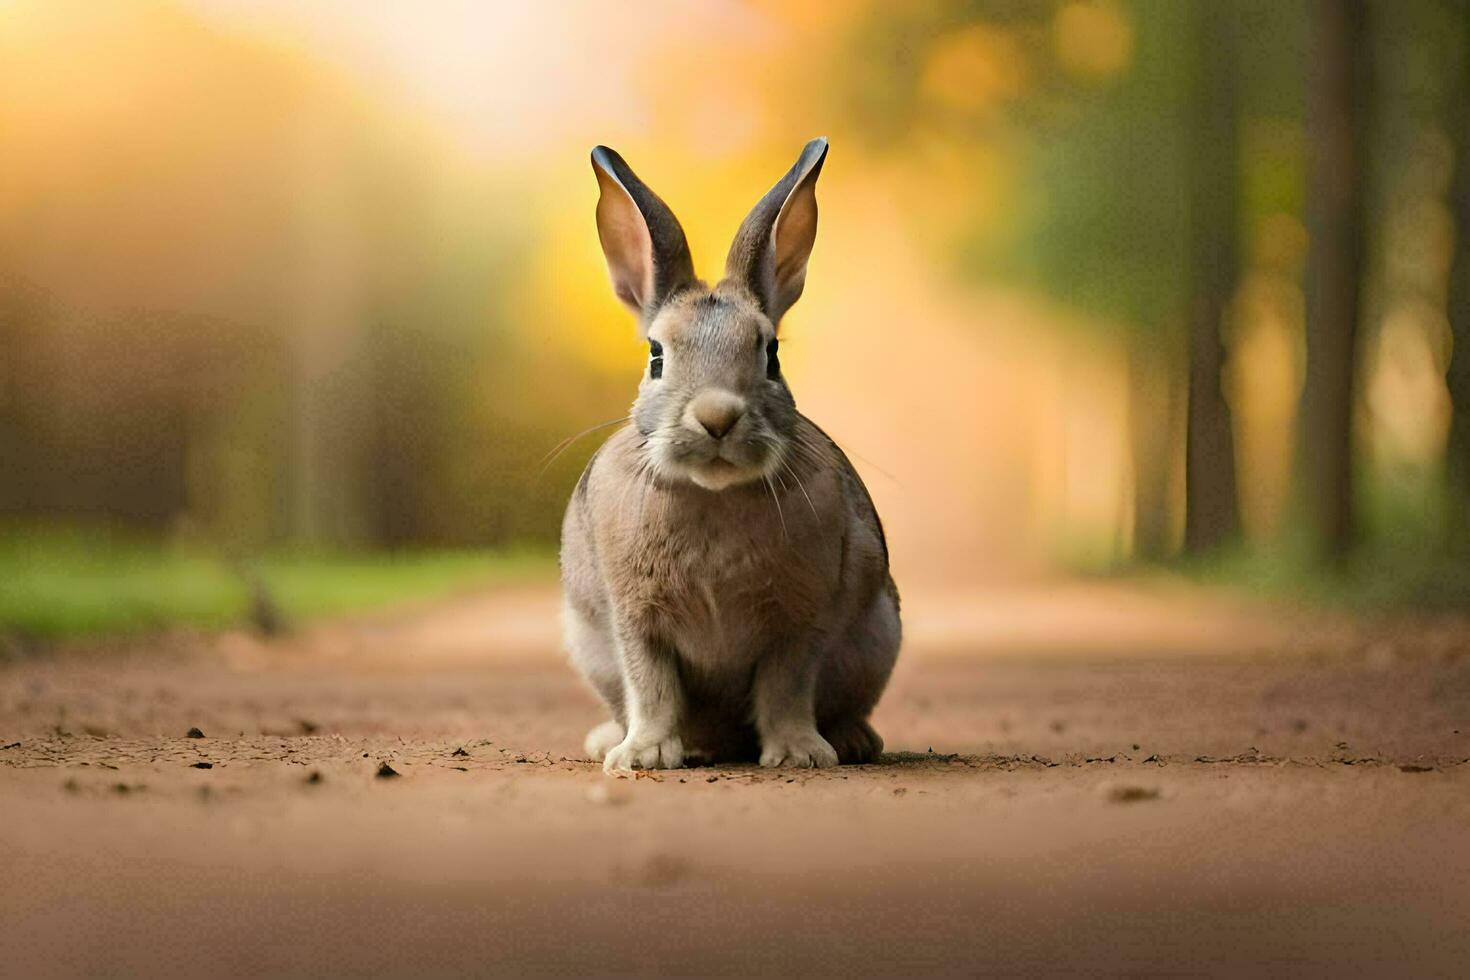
[561,138,901,772]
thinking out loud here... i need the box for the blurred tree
[1299,0,1369,565]
[280,90,373,549]
[1448,1,1470,546]
[0,3,574,552]
[1065,3,1192,561]
[836,0,1216,562]
[1127,341,1182,560]
[1182,1,1242,555]
[0,277,48,515]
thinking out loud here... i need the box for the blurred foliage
[0,2,615,553]
[0,522,552,641]
[836,0,1315,334]
[1,0,1469,640]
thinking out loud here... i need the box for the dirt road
[2,581,1468,976]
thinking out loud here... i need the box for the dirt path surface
[3,581,1469,976]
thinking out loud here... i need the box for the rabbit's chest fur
[586,436,845,672]
[637,499,838,669]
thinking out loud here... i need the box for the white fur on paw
[603,731,684,773]
[584,720,626,762]
[760,730,839,769]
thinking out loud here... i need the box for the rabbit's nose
[688,390,746,440]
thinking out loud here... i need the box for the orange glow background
[0,0,1457,587]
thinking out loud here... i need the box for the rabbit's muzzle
[655,387,778,492]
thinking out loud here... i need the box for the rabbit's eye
[648,340,663,380]
[765,338,780,380]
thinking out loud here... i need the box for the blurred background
[3,0,1470,641]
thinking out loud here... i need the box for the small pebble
[586,783,631,806]
[1106,784,1160,804]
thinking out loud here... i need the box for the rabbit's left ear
[725,137,829,324]
[591,145,696,327]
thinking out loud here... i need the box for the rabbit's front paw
[760,729,839,769]
[603,731,684,773]
[584,720,626,762]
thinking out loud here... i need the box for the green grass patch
[252,550,553,624]
[1164,539,1470,612]
[0,523,555,642]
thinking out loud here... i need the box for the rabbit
[561,137,901,772]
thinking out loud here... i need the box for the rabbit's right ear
[591,146,695,326]
[725,137,829,324]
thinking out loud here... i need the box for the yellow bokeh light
[920,24,1028,115]
[1053,0,1133,83]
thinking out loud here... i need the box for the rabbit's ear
[725,137,829,324]
[591,146,695,324]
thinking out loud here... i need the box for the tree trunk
[0,276,42,515]
[1447,4,1470,547]
[1183,2,1241,555]
[1130,332,1182,560]
[281,90,371,549]
[1299,0,1368,565]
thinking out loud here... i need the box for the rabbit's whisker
[536,416,630,479]
[789,437,833,475]
[779,455,819,520]
[762,474,787,541]
[617,447,650,524]
[810,428,899,487]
